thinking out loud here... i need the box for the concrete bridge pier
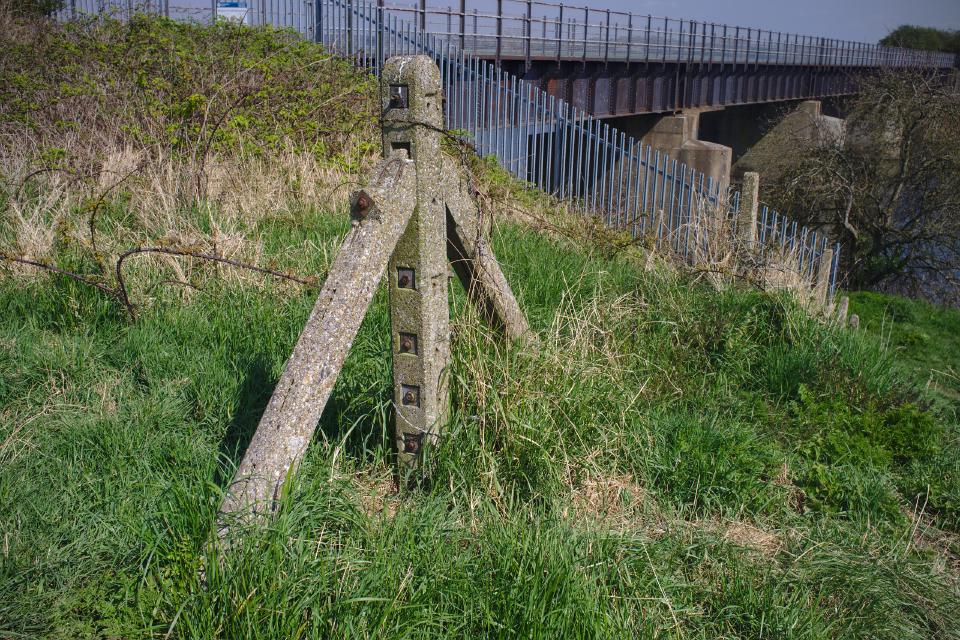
[640,112,733,193]
[602,98,849,198]
[605,110,733,194]
[732,100,845,177]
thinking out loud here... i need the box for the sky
[598,0,960,43]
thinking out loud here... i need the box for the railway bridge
[381,0,956,117]
[372,0,956,186]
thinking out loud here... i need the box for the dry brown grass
[353,471,401,519]
[1,8,378,305]
[2,139,372,290]
[565,473,665,533]
[466,153,834,316]
[562,471,784,558]
[673,192,834,314]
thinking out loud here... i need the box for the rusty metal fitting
[402,432,422,454]
[351,191,373,220]
[397,267,415,289]
[389,84,409,109]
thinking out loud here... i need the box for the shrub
[1,14,377,172]
[10,0,63,16]
[903,454,960,529]
[789,384,943,518]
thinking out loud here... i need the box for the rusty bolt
[403,390,416,405]
[397,268,415,289]
[351,191,372,220]
[389,84,409,109]
[403,433,421,454]
[400,336,413,353]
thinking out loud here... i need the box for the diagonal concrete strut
[219,155,416,523]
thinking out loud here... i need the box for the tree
[759,70,960,304]
[880,25,960,55]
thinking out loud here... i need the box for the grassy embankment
[1,12,959,639]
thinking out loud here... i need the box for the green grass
[2,207,960,638]
[849,290,960,406]
[2,12,960,639]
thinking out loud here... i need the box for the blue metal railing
[380,0,957,69]
[320,0,841,297]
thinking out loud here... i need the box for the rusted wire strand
[0,253,119,298]
[115,246,317,317]
[0,246,316,321]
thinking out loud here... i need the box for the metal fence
[61,0,314,29]
[380,0,958,69]
[322,0,839,295]
[61,0,851,297]
[63,0,958,70]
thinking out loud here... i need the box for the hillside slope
[1,13,959,639]
[850,291,960,406]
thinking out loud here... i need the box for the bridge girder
[498,59,865,118]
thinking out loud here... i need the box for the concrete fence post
[738,171,759,248]
[381,56,451,469]
[218,155,417,526]
[218,55,533,530]
[835,295,849,325]
[814,246,833,308]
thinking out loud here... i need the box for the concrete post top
[381,56,443,129]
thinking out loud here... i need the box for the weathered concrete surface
[735,100,845,177]
[381,56,451,468]
[442,161,533,345]
[643,113,697,150]
[678,139,732,193]
[382,56,535,467]
[814,247,834,308]
[737,172,760,248]
[219,155,416,524]
[642,113,732,192]
[835,295,850,325]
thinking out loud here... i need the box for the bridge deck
[382,0,957,70]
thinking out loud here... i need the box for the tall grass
[2,209,959,637]
[1,11,959,640]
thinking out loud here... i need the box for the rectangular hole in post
[402,431,424,454]
[397,267,416,290]
[398,332,418,355]
[400,384,421,407]
[389,84,409,109]
[390,141,412,159]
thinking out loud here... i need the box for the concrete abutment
[733,100,846,177]
[602,98,847,195]
[608,110,733,192]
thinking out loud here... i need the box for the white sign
[217,1,250,24]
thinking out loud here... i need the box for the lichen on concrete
[381,56,451,470]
